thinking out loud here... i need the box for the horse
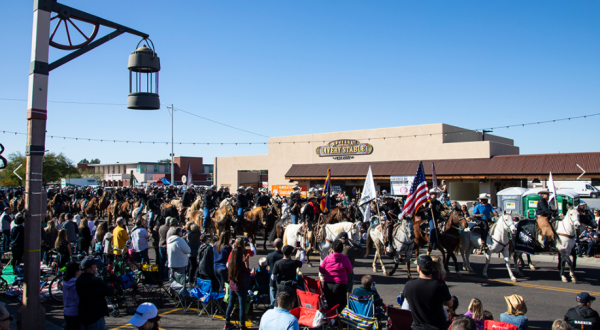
[211,200,236,238]
[107,201,133,227]
[365,218,415,278]
[97,191,111,219]
[131,205,147,225]
[186,196,204,219]
[83,196,98,218]
[435,206,468,276]
[320,207,348,224]
[459,211,518,282]
[241,206,266,244]
[160,202,179,222]
[552,207,581,283]
[258,204,280,250]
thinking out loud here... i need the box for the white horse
[282,221,361,269]
[549,207,580,283]
[365,219,415,278]
[459,212,518,282]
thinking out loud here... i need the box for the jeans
[203,207,210,229]
[215,268,228,291]
[578,242,596,256]
[171,267,186,286]
[270,286,277,308]
[159,247,168,279]
[80,317,105,330]
[148,211,156,229]
[135,202,144,220]
[133,249,149,264]
[2,230,10,252]
[225,289,246,326]
[237,208,244,228]
[429,218,437,245]
[291,214,298,225]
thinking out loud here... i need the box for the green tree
[79,158,89,164]
[90,158,101,164]
[0,152,79,186]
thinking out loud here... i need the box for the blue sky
[1,0,598,165]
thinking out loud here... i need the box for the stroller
[103,272,137,317]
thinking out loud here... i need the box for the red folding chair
[292,289,339,330]
[484,320,518,330]
[304,276,323,295]
[386,305,412,330]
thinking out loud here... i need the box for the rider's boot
[427,243,434,256]
[480,239,489,251]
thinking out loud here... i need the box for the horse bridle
[393,220,414,246]
[448,209,466,231]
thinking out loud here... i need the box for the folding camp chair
[137,264,167,308]
[191,278,225,320]
[291,289,339,330]
[386,305,412,330]
[339,294,378,330]
[169,281,195,312]
[484,320,518,330]
[251,267,271,309]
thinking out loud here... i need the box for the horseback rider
[181,186,194,208]
[166,185,176,200]
[217,186,225,200]
[203,185,218,230]
[255,188,271,208]
[245,187,255,208]
[537,189,559,243]
[82,188,92,213]
[133,188,148,220]
[289,191,304,225]
[222,186,231,200]
[147,193,160,229]
[235,186,247,230]
[302,192,320,224]
[380,193,401,255]
[96,185,104,198]
[424,189,444,256]
[113,187,125,219]
[472,193,497,251]
[156,186,165,202]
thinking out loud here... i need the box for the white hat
[129,303,158,327]
[429,189,438,194]
[478,193,490,200]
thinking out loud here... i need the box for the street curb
[468,252,600,267]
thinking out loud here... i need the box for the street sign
[181,175,187,184]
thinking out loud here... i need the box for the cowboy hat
[429,189,438,194]
[537,189,550,195]
[478,193,490,200]
[307,192,318,200]
[504,294,527,316]
[237,186,245,191]
[383,193,394,199]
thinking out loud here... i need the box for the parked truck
[555,180,600,198]
[60,178,98,188]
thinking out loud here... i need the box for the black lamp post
[128,40,161,110]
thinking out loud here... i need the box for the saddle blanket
[514,220,537,255]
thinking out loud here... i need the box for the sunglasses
[0,315,13,322]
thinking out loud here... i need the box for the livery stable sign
[315,139,374,158]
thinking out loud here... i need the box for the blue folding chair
[191,278,225,319]
[338,294,378,330]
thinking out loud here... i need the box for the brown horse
[412,215,429,258]
[321,207,347,224]
[242,207,266,244]
[107,201,132,227]
[97,192,111,219]
[212,202,236,238]
[435,206,468,275]
[83,197,98,218]
[258,205,280,250]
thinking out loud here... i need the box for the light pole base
[17,303,46,330]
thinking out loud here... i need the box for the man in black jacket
[235,187,247,230]
[76,258,114,329]
[537,189,559,244]
[10,214,24,271]
[565,292,600,330]
[203,187,218,230]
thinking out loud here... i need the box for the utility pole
[169,104,175,185]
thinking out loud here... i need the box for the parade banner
[514,220,537,255]
[548,172,558,209]
[272,185,307,197]
[390,175,414,196]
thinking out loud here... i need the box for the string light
[2,112,598,146]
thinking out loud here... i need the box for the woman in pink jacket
[319,239,353,311]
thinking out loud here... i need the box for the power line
[1,111,598,145]
[0,98,269,138]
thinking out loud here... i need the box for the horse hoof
[372,269,377,273]
[383,272,388,276]
[572,277,578,284]
[562,276,568,283]
[483,274,488,278]
[511,278,517,283]
[307,264,312,268]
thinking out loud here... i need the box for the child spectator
[446,296,460,326]
[352,275,383,308]
[483,310,493,321]
[464,298,485,330]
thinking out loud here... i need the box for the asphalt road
[32,241,598,330]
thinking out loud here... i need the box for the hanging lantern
[128,39,160,110]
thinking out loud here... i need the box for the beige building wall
[215,123,520,189]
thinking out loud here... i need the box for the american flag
[399,161,430,219]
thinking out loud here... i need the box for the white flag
[363,203,372,222]
[359,166,377,206]
[548,172,558,209]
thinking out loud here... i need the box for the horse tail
[365,227,373,258]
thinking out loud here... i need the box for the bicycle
[112,244,141,284]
